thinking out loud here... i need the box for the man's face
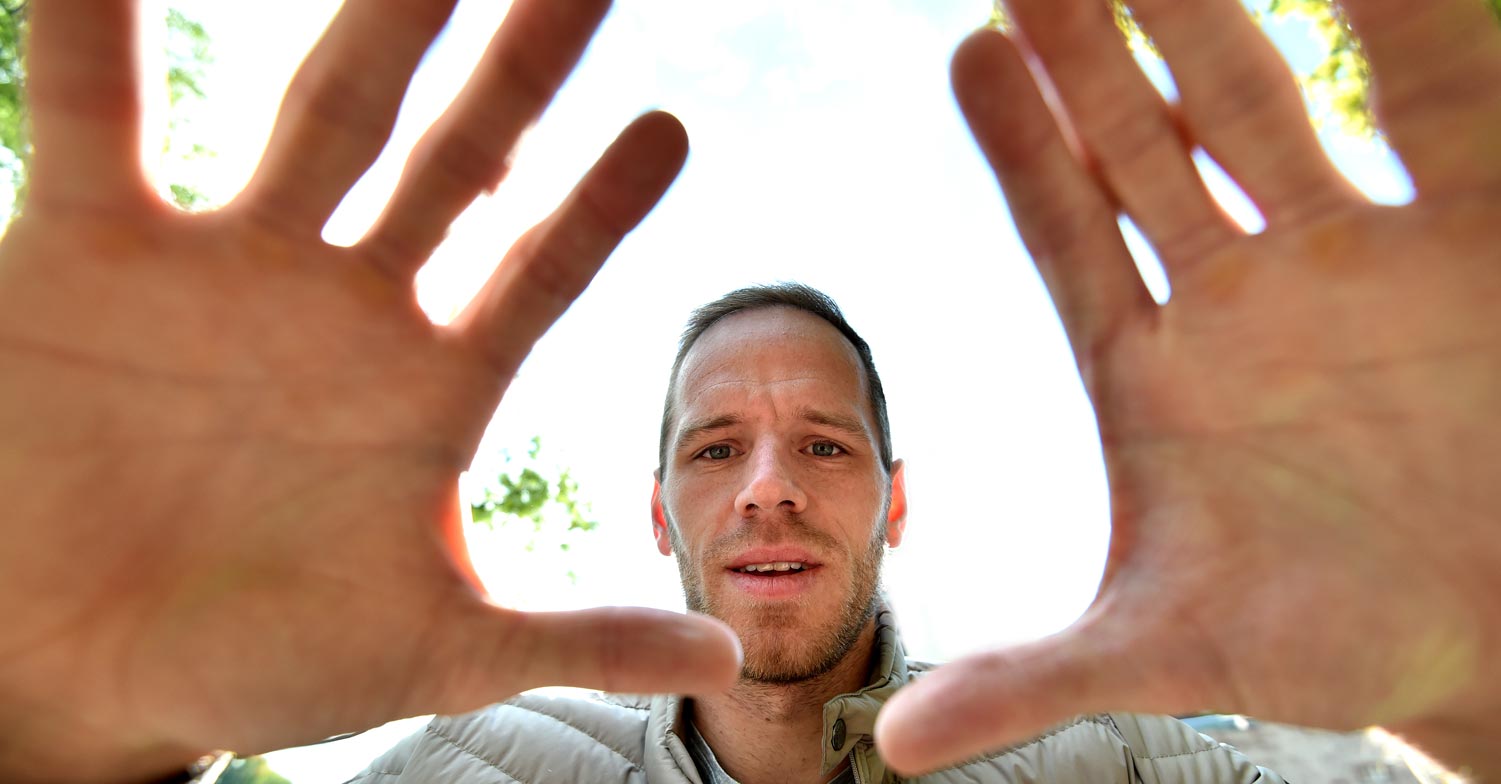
[653,307,906,683]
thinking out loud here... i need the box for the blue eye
[701,444,734,460]
[809,442,842,457]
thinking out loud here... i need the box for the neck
[691,619,878,784]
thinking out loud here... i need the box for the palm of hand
[0,209,493,757]
[1094,200,1501,728]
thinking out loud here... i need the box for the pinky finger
[448,111,688,383]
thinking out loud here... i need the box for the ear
[885,459,908,548]
[652,470,673,556]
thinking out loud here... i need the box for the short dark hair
[658,283,893,480]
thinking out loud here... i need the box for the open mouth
[725,552,822,598]
[733,561,809,575]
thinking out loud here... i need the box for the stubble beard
[669,512,887,685]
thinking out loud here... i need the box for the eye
[808,442,843,457]
[699,444,735,460]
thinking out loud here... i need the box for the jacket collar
[643,602,908,783]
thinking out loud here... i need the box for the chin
[739,634,856,684]
[731,603,866,684]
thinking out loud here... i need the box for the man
[0,1,1498,782]
[352,283,1284,783]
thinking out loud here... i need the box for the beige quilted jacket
[350,609,1284,783]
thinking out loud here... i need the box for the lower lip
[726,567,821,599]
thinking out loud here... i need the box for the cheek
[815,475,887,527]
[663,477,728,548]
[668,469,741,516]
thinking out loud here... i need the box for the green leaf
[218,758,292,784]
[169,184,208,210]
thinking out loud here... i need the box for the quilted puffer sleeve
[343,694,653,784]
[344,723,427,783]
[1108,713,1288,784]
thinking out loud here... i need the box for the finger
[509,608,741,695]
[875,618,1196,776]
[1004,0,1239,270]
[449,111,688,384]
[1339,0,1501,194]
[360,0,615,277]
[24,0,154,209]
[433,603,741,711]
[952,30,1154,377]
[1127,0,1363,223]
[236,0,458,235]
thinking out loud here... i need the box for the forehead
[672,307,869,416]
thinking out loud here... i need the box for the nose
[734,444,807,518]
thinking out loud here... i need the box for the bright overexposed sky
[135,1,1413,780]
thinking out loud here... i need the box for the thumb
[430,602,742,714]
[875,620,1194,776]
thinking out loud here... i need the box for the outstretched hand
[0,2,738,782]
[877,0,1501,776]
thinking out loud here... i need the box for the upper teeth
[739,562,806,573]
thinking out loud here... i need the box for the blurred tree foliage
[1265,0,1501,138]
[467,437,599,585]
[216,758,292,784]
[0,2,26,205]
[989,0,1501,139]
[0,3,212,217]
[471,436,597,538]
[161,7,213,209]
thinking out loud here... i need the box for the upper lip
[727,547,822,570]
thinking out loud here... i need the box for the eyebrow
[798,408,869,440]
[674,414,743,454]
[673,408,871,454]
